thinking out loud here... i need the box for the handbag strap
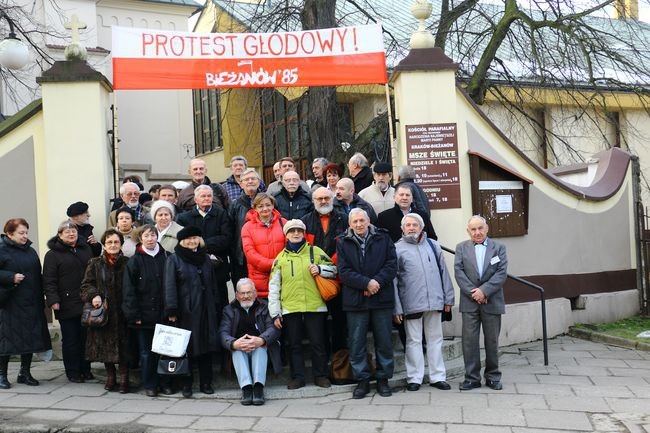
[309,245,314,264]
[426,238,444,282]
[100,264,109,301]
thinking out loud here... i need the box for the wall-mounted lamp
[0,12,30,70]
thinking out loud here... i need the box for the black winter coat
[301,208,348,258]
[0,235,52,356]
[376,204,437,243]
[43,236,94,320]
[219,299,282,374]
[75,223,101,257]
[228,193,255,267]
[351,166,373,193]
[273,187,314,221]
[395,179,430,214]
[336,226,397,312]
[333,194,378,224]
[164,252,221,356]
[122,244,168,328]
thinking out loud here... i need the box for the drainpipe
[631,155,647,314]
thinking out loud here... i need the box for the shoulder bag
[81,266,109,327]
[309,246,340,301]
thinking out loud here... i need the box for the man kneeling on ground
[219,278,282,405]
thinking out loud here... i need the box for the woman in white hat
[150,200,183,253]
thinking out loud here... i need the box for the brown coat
[80,254,131,364]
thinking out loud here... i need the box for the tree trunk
[301,0,338,161]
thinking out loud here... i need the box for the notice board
[405,123,461,209]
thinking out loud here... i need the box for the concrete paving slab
[501,373,540,384]
[589,350,643,360]
[446,424,512,433]
[624,360,650,369]
[512,429,593,433]
[627,385,650,399]
[252,417,319,433]
[164,399,230,416]
[72,411,141,425]
[524,409,593,431]
[462,407,526,426]
[573,385,635,398]
[556,365,611,376]
[51,395,121,411]
[590,376,644,387]
[137,414,197,428]
[0,393,68,408]
[487,393,548,410]
[383,421,446,433]
[2,382,63,394]
[314,419,382,433]
[605,397,650,413]
[0,423,52,432]
[400,405,462,423]
[545,395,612,412]
[514,383,575,396]
[576,358,631,368]
[49,383,110,397]
[279,402,342,418]
[339,403,402,421]
[22,408,83,421]
[536,374,593,385]
[0,391,17,403]
[607,367,650,377]
[371,389,430,405]
[220,401,287,417]
[107,398,175,413]
[190,415,256,431]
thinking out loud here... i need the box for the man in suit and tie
[454,215,508,391]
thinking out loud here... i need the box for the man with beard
[177,158,230,211]
[333,178,377,224]
[229,168,264,286]
[107,182,149,227]
[359,162,395,215]
[219,279,281,406]
[273,170,313,220]
[66,202,101,256]
[301,187,349,353]
[394,213,454,392]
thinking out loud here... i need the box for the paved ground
[0,335,649,433]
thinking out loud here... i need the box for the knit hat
[177,225,202,241]
[149,200,175,219]
[283,219,306,236]
[66,201,89,217]
[373,162,393,174]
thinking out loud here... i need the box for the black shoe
[376,378,392,397]
[17,369,39,386]
[182,386,193,398]
[200,384,214,394]
[0,375,11,389]
[287,378,305,390]
[145,389,157,397]
[430,381,451,390]
[81,372,95,381]
[68,376,84,383]
[353,380,370,399]
[485,379,503,390]
[240,385,253,406]
[314,376,331,388]
[459,380,481,391]
[406,383,420,392]
[160,386,174,395]
[252,383,265,406]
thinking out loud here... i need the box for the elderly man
[301,187,349,353]
[273,170,314,220]
[333,178,377,224]
[348,152,373,192]
[108,182,149,227]
[359,162,396,215]
[177,185,233,307]
[178,158,230,211]
[229,168,264,285]
[310,157,328,190]
[219,278,281,406]
[266,157,311,196]
[394,213,454,392]
[222,155,267,202]
[337,208,397,399]
[66,201,101,256]
[377,184,437,243]
[455,215,508,391]
[272,162,282,181]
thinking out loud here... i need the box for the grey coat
[454,238,508,315]
[393,234,454,316]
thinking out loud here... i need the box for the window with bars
[193,89,223,155]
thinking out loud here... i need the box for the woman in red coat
[241,193,286,298]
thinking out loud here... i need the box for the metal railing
[440,245,549,366]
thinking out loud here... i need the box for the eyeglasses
[237,291,255,298]
[241,177,257,183]
[315,197,331,201]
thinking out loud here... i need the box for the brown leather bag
[329,349,376,385]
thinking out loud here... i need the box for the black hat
[177,226,203,242]
[373,162,393,174]
[66,201,89,217]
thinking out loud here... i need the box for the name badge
[490,256,500,265]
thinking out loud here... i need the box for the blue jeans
[231,347,268,388]
[347,308,394,381]
[59,317,90,379]
[134,328,158,390]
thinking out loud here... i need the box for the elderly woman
[43,221,94,383]
[81,229,131,392]
[241,193,286,299]
[324,162,343,191]
[0,219,52,389]
[150,200,183,253]
[114,207,137,257]
[164,226,221,398]
[122,224,168,397]
[268,219,337,390]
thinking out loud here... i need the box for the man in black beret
[358,162,396,216]
[67,201,101,256]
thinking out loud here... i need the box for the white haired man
[347,152,373,192]
[107,182,149,227]
[222,155,267,202]
[177,158,230,211]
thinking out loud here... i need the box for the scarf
[139,243,161,257]
[174,243,208,267]
[286,238,306,253]
[104,251,120,267]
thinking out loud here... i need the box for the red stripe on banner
[112,53,387,89]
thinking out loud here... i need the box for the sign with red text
[405,123,461,210]
[111,24,387,90]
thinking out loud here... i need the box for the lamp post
[0,12,30,70]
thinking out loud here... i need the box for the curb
[567,327,650,351]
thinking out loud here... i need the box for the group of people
[0,151,508,405]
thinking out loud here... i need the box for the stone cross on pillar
[63,14,88,61]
